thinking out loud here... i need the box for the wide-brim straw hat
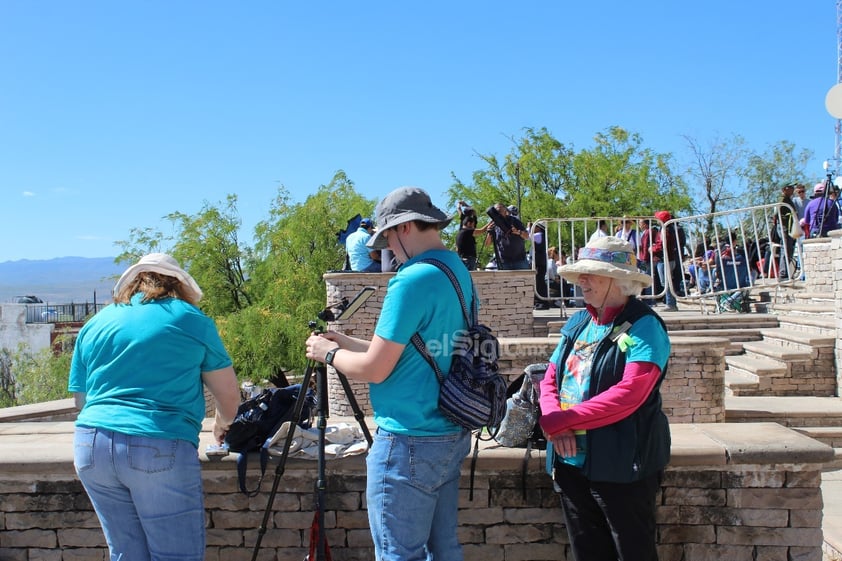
[367,187,452,250]
[113,253,203,302]
[559,237,651,288]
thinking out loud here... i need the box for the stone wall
[0,420,831,561]
[833,232,842,397]
[324,275,726,424]
[801,236,835,294]
[323,270,535,339]
[323,270,534,417]
[806,231,842,397]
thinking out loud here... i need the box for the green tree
[570,127,690,218]
[448,127,690,234]
[115,195,252,317]
[241,171,376,375]
[165,195,252,316]
[740,140,814,206]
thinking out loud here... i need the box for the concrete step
[793,291,836,302]
[776,314,836,335]
[725,395,842,428]
[725,354,787,378]
[741,340,812,363]
[725,369,760,396]
[671,328,764,341]
[770,302,836,315]
[792,427,842,449]
[546,312,781,336]
[758,327,837,348]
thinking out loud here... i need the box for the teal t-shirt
[548,314,670,467]
[68,294,232,447]
[372,249,472,436]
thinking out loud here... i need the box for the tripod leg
[249,361,316,561]
[315,364,328,561]
[334,370,373,445]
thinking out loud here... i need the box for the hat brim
[559,261,652,288]
[366,214,452,250]
[113,262,203,302]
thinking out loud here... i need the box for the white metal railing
[529,204,802,315]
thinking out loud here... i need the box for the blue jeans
[366,428,471,561]
[656,261,676,306]
[74,427,205,561]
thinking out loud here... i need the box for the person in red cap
[649,211,681,310]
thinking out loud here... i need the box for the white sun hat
[113,253,203,302]
[559,237,651,289]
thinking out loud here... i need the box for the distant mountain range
[0,257,125,304]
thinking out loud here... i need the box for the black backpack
[224,384,315,496]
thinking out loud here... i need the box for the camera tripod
[249,286,376,561]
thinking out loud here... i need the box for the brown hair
[113,272,199,306]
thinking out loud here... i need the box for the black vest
[554,298,671,482]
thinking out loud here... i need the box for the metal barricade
[529,204,801,315]
[530,216,666,313]
[661,203,801,314]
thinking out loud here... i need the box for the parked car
[13,295,44,304]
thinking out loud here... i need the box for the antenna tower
[833,0,842,164]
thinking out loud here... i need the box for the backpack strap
[417,257,476,325]
[409,258,474,384]
[407,258,484,500]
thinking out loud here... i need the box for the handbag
[493,369,541,448]
[790,219,804,239]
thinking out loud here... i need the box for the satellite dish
[825,83,842,118]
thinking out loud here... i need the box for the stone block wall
[801,236,834,294]
[324,274,727,424]
[661,337,726,424]
[834,232,842,397]
[0,422,831,561]
[324,270,534,418]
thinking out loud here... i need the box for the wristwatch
[324,347,340,366]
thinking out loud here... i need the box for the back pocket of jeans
[73,427,96,472]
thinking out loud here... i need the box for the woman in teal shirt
[69,253,240,561]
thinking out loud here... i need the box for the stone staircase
[723,284,837,398]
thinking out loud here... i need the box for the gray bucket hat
[366,187,452,250]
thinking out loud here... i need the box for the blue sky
[0,1,837,262]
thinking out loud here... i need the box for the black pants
[554,462,661,561]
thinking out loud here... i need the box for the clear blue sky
[0,1,837,262]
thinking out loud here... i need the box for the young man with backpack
[306,187,473,561]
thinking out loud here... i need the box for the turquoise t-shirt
[372,249,472,436]
[548,314,670,467]
[346,227,375,271]
[68,294,232,447]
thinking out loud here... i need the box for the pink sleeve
[538,361,662,437]
[538,361,561,416]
